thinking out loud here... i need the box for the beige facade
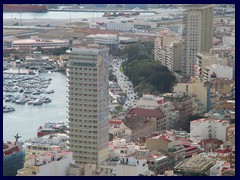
[182,4,214,76]
[230,146,235,169]
[67,45,110,165]
[172,41,182,72]
[210,78,235,98]
[174,79,209,113]
[146,138,169,152]
[226,124,235,147]
[195,52,217,80]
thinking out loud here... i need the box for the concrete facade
[67,45,110,165]
[181,4,214,76]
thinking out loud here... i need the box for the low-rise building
[116,156,150,176]
[24,134,69,156]
[105,22,135,32]
[135,94,179,129]
[147,154,169,174]
[198,138,223,153]
[127,108,165,131]
[123,115,154,141]
[95,34,119,45]
[174,154,215,175]
[109,138,135,160]
[210,161,228,176]
[67,163,97,176]
[146,131,186,165]
[108,119,130,141]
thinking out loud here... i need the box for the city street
[111,58,138,111]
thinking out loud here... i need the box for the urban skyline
[3,4,235,176]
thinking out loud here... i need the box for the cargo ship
[3,134,25,176]
[3,4,48,12]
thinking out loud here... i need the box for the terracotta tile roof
[199,138,224,145]
[109,119,122,125]
[128,108,164,118]
[160,135,171,142]
[156,99,166,104]
[185,149,203,157]
[214,148,232,154]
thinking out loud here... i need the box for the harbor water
[3,72,67,142]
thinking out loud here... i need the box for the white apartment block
[105,22,135,32]
[190,118,230,143]
[17,150,74,176]
[181,4,214,76]
[116,156,149,176]
[204,64,233,81]
[67,45,110,165]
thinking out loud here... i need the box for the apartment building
[190,118,230,142]
[181,4,214,76]
[17,149,74,176]
[67,45,110,165]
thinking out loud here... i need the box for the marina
[3,72,67,142]
[3,73,55,107]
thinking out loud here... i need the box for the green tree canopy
[121,42,176,96]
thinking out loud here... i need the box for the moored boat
[3,105,15,113]
[32,98,43,106]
